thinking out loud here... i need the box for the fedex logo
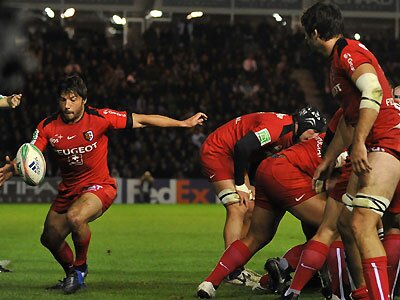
[56,142,98,156]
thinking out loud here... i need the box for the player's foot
[197,281,216,299]
[252,273,274,294]
[75,264,89,278]
[225,267,261,287]
[264,258,291,294]
[0,265,11,273]
[63,269,85,294]
[318,269,333,300]
[46,279,66,290]
[280,292,300,299]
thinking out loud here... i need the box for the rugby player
[0,76,207,294]
[302,3,400,299]
[200,108,325,284]
[197,125,346,298]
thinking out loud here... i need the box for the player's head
[293,106,327,142]
[58,75,87,123]
[301,2,344,50]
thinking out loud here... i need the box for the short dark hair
[57,75,87,100]
[301,1,344,41]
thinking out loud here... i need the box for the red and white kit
[32,106,131,213]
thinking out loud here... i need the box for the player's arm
[350,63,383,175]
[0,94,22,108]
[313,116,353,191]
[233,132,263,201]
[132,112,207,128]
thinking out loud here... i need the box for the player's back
[281,133,326,177]
[204,112,294,155]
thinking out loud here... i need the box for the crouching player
[0,76,207,294]
[200,108,325,284]
[196,127,346,298]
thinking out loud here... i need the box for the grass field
[0,204,324,299]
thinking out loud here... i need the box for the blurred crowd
[0,19,398,179]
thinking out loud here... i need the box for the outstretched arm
[0,94,22,108]
[131,112,207,128]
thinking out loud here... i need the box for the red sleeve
[30,120,48,152]
[340,43,371,76]
[98,108,132,130]
[327,108,343,133]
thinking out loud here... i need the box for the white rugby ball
[15,143,46,186]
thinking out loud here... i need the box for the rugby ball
[15,143,46,186]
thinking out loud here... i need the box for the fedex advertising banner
[0,178,217,204]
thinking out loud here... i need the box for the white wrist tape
[334,151,349,168]
[235,184,250,194]
[356,73,383,112]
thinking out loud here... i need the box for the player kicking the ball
[0,75,207,294]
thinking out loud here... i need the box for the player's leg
[351,152,400,300]
[212,179,249,248]
[197,204,284,298]
[283,196,343,298]
[63,184,116,294]
[40,208,73,288]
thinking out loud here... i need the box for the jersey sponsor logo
[343,52,355,71]
[68,154,83,166]
[31,129,39,144]
[55,141,98,156]
[295,194,305,202]
[332,83,342,97]
[67,135,76,140]
[102,109,126,117]
[255,128,271,146]
[49,134,63,146]
[358,43,368,51]
[83,130,94,142]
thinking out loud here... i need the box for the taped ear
[83,99,87,104]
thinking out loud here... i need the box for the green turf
[0,204,323,299]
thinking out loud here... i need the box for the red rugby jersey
[31,106,131,189]
[205,112,294,156]
[329,38,397,127]
[282,133,326,178]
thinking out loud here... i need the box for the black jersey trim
[126,111,133,128]
[280,124,293,138]
[85,106,105,118]
[336,38,348,58]
[43,113,59,128]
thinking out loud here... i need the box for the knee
[40,229,59,249]
[66,209,86,230]
[351,211,374,238]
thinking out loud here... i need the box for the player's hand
[0,156,16,187]
[7,94,22,108]
[183,112,208,127]
[236,190,250,206]
[350,142,371,176]
[312,159,334,193]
